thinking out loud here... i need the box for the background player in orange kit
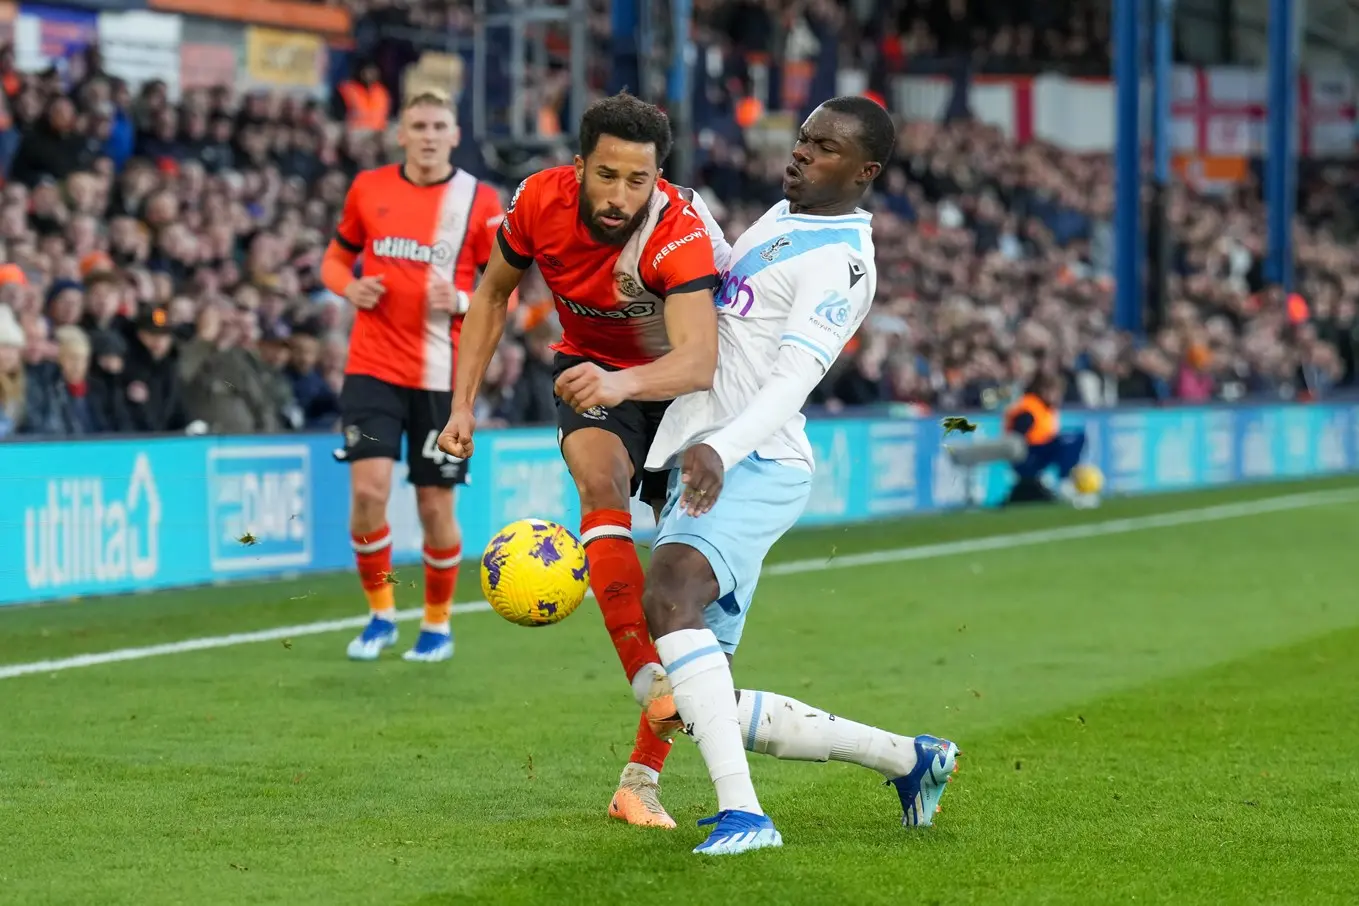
[438,93,720,829]
[320,90,507,664]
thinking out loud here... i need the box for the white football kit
[645,195,877,653]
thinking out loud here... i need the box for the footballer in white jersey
[634,97,960,857]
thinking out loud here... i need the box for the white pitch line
[1,486,1354,682]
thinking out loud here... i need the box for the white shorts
[653,454,812,654]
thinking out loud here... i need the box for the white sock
[372,608,397,622]
[655,628,762,815]
[737,690,918,780]
[630,662,667,707]
[621,762,660,785]
[420,620,450,634]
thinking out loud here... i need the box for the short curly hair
[820,95,897,165]
[578,92,673,165]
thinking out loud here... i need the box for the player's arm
[702,250,874,472]
[612,284,719,401]
[452,232,529,415]
[322,178,384,308]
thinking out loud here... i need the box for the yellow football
[479,518,590,626]
[1071,464,1104,496]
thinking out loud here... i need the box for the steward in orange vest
[1003,373,1087,504]
[337,62,392,132]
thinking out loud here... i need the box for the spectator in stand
[2,0,1356,447]
[9,96,95,187]
[0,303,25,437]
[25,324,101,435]
[123,306,186,434]
[334,60,391,133]
[285,324,341,430]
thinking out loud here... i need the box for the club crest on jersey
[582,406,607,420]
[372,236,454,266]
[615,273,645,299]
[760,236,792,262]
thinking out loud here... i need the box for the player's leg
[647,458,960,829]
[733,690,959,827]
[338,375,404,661]
[553,359,675,828]
[561,424,674,826]
[641,457,811,854]
[402,390,466,663]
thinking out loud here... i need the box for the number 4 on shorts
[422,430,463,464]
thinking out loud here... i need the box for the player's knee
[574,465,631,513]
[642,545,718,638]
[350,475,390,519]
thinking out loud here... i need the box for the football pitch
[3,478,1358,905]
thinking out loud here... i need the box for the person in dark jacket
[121,305,187,433]
[88,327,134,433]
[24,325,102,435]
[285,325,340,429]
[9,96,94,187]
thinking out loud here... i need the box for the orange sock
[580,508,661,681]
[352,524,395,616]
[423,543,460,631]
[629,711,672,773]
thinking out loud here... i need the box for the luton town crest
[615,273,645,298]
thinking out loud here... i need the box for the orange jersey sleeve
[334,173,369,252]
[495,171,547,269]
[640,190,719,297]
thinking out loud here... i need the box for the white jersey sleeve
[778,247,876,373]
[684,187,733,271]
[700,243,876,471]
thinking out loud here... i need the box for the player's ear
[859,161,882,186]
[573,155,585,184]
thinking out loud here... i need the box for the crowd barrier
[2,401,1358,606]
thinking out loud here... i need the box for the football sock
[628,712,672,774]
[352,524,396,619]
[422,543,460,634]
[622,761,660,785]
[737,691,918,780]
[579,509,662,681]
[656,628,762,815]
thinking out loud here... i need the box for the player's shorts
[337,373,469,488]
[653,454,813,655]
[553,352,672,506]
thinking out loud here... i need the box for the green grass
[3,478,1359,905]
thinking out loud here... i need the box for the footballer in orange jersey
[438,93,721,830]
[320,90,505,665]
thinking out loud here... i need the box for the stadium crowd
[0,0,1356,440]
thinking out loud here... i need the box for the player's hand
[679,443,724,516]
[438,406,477,460]
[555,362,629,414]
[345,275,386,310]
[429,281,469,313]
